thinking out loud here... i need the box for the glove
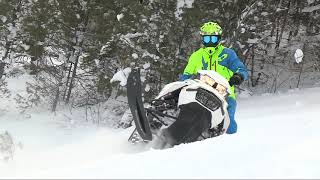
[229,73,244,86]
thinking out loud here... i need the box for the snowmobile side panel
[155,81,191,99]
[127,69,152,141]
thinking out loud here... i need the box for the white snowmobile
[127,68,231,149]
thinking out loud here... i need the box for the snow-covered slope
[1,75,320,178]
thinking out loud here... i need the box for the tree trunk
[276,1,291,49]
[65,56,80,103]
[172,24,189,82]
[293,0,301,36]
[270,0,282,38]
[2,0,22,62]
[63,62,73,100]
[0,62,5,79]
[52,83,60,112]
[3,41,11,61]
[296,43,306,88]
[250,45,255,87]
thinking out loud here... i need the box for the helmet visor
[202,35,219,44]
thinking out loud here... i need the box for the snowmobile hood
[155,80,192,99]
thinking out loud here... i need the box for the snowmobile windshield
[199,74,228,97]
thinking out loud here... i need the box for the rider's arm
[221,48,248,80]
[181,52,198,81]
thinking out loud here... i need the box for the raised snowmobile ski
[127,68,152,142]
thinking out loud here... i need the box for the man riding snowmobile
[180,22,248,134]
[126,22,248,149]
[151,22,249,148]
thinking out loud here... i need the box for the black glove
[229,73,244,86]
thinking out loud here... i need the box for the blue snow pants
[226,97,237,134]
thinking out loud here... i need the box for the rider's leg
[226,97,237,134]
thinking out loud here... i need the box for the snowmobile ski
[127,68,152,141]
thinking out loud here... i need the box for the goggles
[202,35,220,44]
[199,74,228,97]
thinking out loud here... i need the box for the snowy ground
[1,75,320,178]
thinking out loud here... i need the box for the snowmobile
[127,68,231,149]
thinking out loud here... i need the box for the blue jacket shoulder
[220,47,249,80]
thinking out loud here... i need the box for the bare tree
[0,62,5,79]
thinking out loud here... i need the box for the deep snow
[1,74,320,178]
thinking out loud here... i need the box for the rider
[180,21,248,134]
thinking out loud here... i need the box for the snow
[120,33,144,49]
[175,0,194,20]
[302,4,320,13]
[1,73,320,178]
[20,44,30,51]
[0,15,7,23]
[307,0,315,5]
[143,62,150,69]
[116,13,124,21]
[145,84,150,92]
[142,51,159,60]
[110,67,131,86]
[99,42,111,55]
[7,23,17,39]
[94,59,99,67]
[236,41,245,49]
[257,1,263,6]
[247,38,258,44]
[240,2,256,21]
[131,53,138,59]
[294,49,304,64]
[241,27,245,33]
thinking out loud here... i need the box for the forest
[0,0,319,117]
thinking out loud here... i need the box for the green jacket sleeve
[183,52,198,75]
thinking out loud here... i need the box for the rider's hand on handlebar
[229,73,244,86]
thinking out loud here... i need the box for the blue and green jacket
[181,45,248,99]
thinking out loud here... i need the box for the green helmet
[200,22,222,36]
